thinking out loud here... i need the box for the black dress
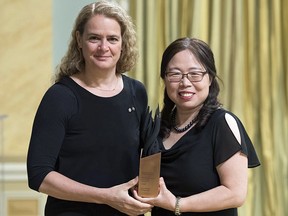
[152,109,260,216]
[27,75,148,215]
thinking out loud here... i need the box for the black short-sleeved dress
[27,75,148,215]
[152,109,260,216]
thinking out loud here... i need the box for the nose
[180,75,192,86]
[98,39,108,50]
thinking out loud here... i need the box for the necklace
[95,76,119,91]
[171,109,197,133]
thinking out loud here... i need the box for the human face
[76,15,122,73]
[165,50,211,112]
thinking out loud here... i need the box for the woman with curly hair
[27,1,153,215]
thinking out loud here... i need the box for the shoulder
[123,74,146,88]
[208,108,243,134]
[210,108,243,143]
[38,79,78,114]
[122,74,147,96]
[210,108,240,124]
[208,109,260,168]
[44,80,76,103]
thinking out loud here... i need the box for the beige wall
[0,0,52,160]
[0,1,52,214]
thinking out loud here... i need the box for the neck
[176,106,201,124]
[171,108,199,133]
[72,71,120,92]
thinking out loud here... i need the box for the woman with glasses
[134,37,260,215]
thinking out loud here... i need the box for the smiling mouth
[95,56,111,61]
[179,92,195,97]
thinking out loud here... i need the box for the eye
[108,36,120,44]
[88,35,101,43]
[167,72,181,77]
[187,71,207,82]
[188,71,203,77]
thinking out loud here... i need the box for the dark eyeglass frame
[165,71,208,83]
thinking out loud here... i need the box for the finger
[159,177,167,189]
[126,176,138,189]
[127,192,154,207]
[133,194,155,204]
[131,189,144,201]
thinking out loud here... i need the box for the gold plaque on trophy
[138,152,161,197]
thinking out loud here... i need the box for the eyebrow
[87,33,121,38]
[167,67,203,71]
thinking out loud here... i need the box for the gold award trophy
[138,107,161,197]
[138,152,161,197]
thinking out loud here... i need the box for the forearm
[39,171,153,215]
[180,185,246,212]
[39,171,108,204]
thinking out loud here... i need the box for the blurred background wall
[0,1,52,215]
[0,0,287,215]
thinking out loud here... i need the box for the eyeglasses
[165,71,207,83]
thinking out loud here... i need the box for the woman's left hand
[133,177,176,211]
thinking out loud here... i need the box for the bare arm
[180,151,248,212]
[40,171,152,215]
[134,151,248,212]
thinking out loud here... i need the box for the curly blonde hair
[54,1,138,82]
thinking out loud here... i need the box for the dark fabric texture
[152,108,260,216]
[27,75,148,215]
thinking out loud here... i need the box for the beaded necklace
[171,109,197,133]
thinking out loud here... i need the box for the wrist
[174,196,182,215]
[94,187,110,204]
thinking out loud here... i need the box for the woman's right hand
[105,177,153,215]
